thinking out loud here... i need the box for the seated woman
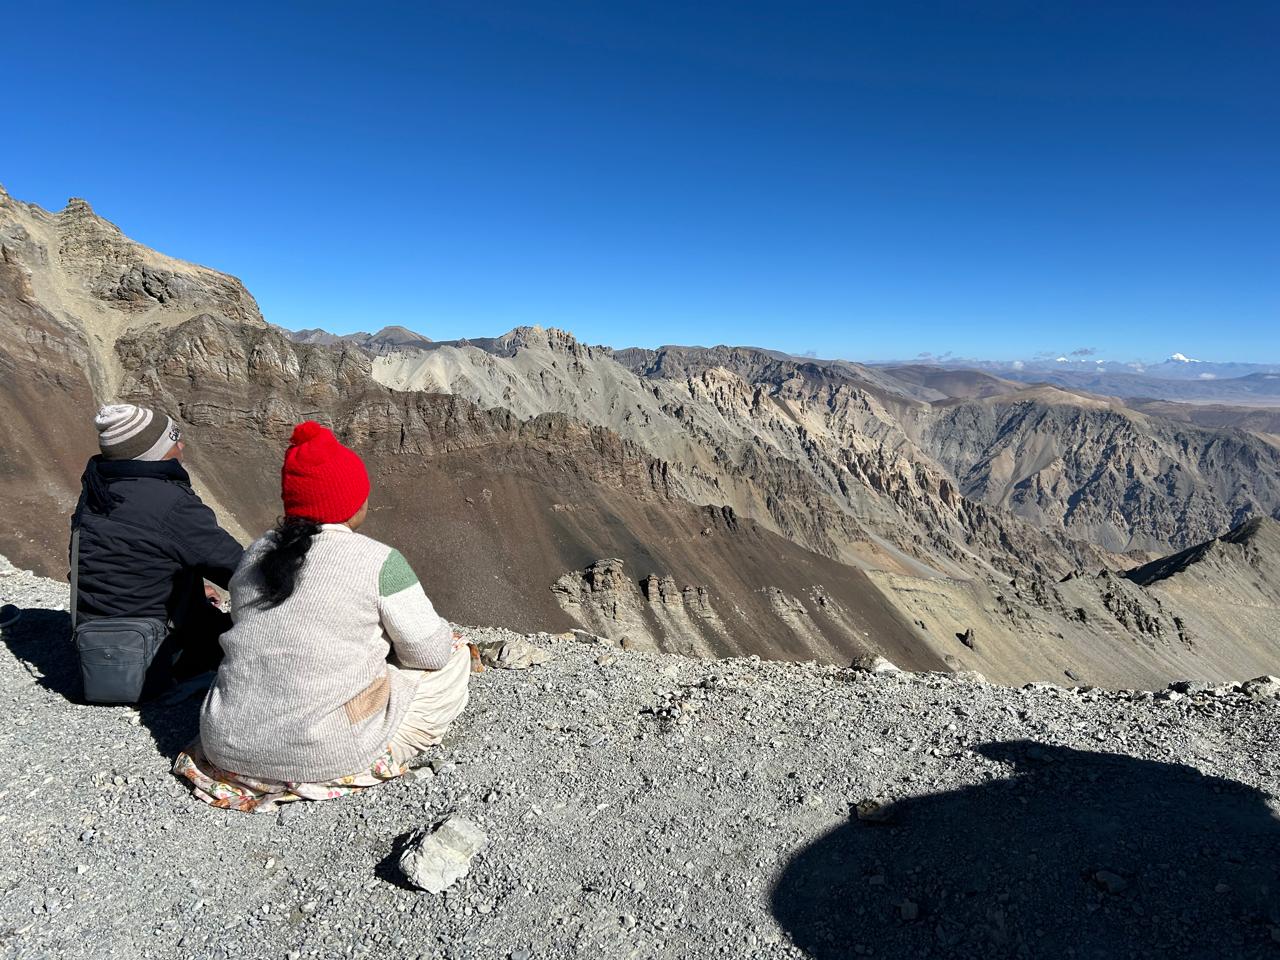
[174,421,470,812]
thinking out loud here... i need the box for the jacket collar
[90,455,191,485]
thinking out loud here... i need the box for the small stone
[399,815,488,894]
[408,766,436,783]
[854,799,895,824]
[300,901,318,915]
[1242,676,1280,700]
[620,914,638,930]
[1094,870,1128,894]
[478,638,551,670]
[849,655,900,674]
[899,900,920,922]
[76,865,89,875]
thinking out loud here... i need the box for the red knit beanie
[281,421,370,523]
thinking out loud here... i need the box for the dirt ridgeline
[2,559,1279,960]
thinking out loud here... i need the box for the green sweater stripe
[379,549,420,597]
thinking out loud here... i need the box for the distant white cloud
[1055,356,1068,363]
[1197,372,1217,380]
[1011,360,1024,370]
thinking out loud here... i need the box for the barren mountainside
[1,187,1278,688]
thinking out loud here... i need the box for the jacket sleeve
[162,493,245,588]
[377,549,453,670]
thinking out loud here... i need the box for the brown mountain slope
[114,315,944,667]
[0,248,96,575]
[1117,518,1280,680]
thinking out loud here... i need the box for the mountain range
[2,185,1278,688]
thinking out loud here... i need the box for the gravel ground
[2,556,1279,960]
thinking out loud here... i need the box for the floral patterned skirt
[172,742,409,814]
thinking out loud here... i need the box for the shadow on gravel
[374,831,421,891]
[1,607,77,694]
[0,606,202,758]
[772,740,1280,960]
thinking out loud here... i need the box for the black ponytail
[255,517,322,608]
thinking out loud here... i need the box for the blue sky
[5,2,1277,361]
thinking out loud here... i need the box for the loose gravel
[2,556,1278,959]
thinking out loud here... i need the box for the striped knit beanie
[281,421,370,524]
[94,404,182,461]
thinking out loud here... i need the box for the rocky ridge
[2,187,1279,687]
[1,560,1278,959]
[117,314,1280,687]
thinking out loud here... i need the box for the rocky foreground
[2,559,1279,960]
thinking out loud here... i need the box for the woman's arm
[377,549,453,670]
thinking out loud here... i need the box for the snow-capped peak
[1169,352,1200,363]
[1055,356,1068,363]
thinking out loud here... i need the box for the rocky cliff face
[372,327,1114,584]
[913,389,1280,552]
[0,186,262,394]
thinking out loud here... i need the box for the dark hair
[255,517,322,608]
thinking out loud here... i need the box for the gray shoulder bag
[70,527,168,704]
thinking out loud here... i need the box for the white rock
[850,655,900,674]
[399,816,488,894]
[478,638,551,670]
[1242,676,1280,700]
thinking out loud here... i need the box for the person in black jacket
[71,403,244,698]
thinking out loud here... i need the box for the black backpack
[70,528,167,704]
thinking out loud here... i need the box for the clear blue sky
[5,2,1277,361]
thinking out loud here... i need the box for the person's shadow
[772,740,1280,959]
[1,605,203,756]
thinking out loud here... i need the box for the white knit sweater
[199,525,453,782]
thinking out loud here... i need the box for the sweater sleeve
[378,549,453,670]
[163,492,245,588]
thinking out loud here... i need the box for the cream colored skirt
[388,643,473,764]
[174,645,472,813]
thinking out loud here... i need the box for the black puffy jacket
[70,457,244,623]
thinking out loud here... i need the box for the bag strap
[70,526,81,624]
